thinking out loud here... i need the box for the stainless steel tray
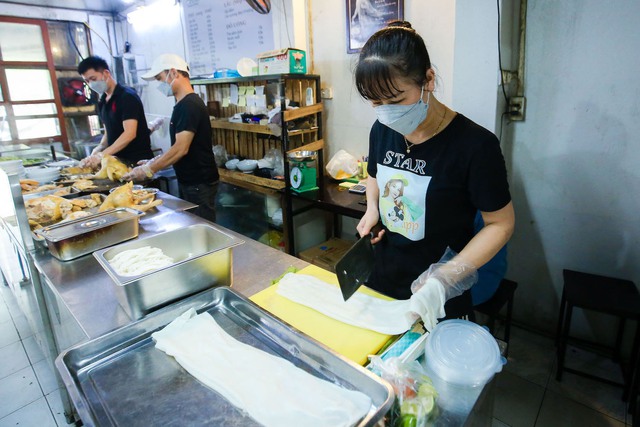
[35,208,143,261]
[56,287,394,427]
[93,223,243,319]
[23,185,80,200]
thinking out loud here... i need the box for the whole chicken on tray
[99,182,162,212]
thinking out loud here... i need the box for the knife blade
[335,223,382,301]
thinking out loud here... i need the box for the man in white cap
[124,54,218,222]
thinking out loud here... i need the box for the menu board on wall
[183,0,275,77]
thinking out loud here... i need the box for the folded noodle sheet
[152,309,372,427]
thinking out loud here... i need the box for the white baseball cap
[141,53,190,80]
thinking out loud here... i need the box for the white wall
[507,0,640,338]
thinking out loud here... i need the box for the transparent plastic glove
[409,278,446,332]
[123,163,153,181]
[148,117,164,133]
[136,154,162,167]
[79,153,102,169]
[408,247,478,331]
[410,247,478,300]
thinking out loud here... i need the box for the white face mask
[157,72,174,97]
[374,86,429,135]
[88,80,107,96]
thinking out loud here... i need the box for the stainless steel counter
[31,193,308,341]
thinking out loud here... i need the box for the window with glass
[0,17,71,148]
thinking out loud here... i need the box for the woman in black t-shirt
[354,21,515,320]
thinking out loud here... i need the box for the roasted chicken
[99,182,162,212]
[60,166,93,175]
[70,193,102,211]
[72,179,97,191]
[20,180,65,195]
[93,155,130,181]
[25,195,73,227]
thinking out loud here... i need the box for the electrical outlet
[508,96,526,121]
[320,87,333,99]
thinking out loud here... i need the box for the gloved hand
[136,154,163,167]
[79,153,102,169]
[148,118,165,133]
[122,163,153,181]
[409,277,446,332]
[408,247,478,331]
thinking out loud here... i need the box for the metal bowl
[287,150,316,162]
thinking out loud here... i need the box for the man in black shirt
[77,56,153,167]
[124,54,218,222]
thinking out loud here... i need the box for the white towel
[152,308,372,427]
[276,273,446,334]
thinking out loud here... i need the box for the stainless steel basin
[94,223,244,319]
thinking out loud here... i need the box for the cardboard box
[298,238,352,273]
[257,48,307,75]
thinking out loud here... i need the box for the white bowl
[25,166,60,183]
[225,159,240,170]
[236,159,258,173]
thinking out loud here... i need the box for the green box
[257,48,306,75]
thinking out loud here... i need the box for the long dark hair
[355,21,431,101]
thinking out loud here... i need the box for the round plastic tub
[424,319,504,388]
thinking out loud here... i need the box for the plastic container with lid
[424,319,504,388]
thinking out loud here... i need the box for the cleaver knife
[335,224,381,301]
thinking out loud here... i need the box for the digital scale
[288,150,319,193]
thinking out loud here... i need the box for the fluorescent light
[127,0,178,31]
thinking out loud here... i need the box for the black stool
[474,278,518,356]
[555,269,640,401]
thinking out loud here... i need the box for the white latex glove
[122,163,153,181]
[408,277,446,332]
[80,153,102,169]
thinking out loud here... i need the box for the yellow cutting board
[250,265,394,365]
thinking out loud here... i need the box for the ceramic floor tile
[32,359,59,396]
[493,371,545,427]
[45,389,72,427]
[0,366,43,419]
[12,314,33,340]
[0,303,10,323]
[0,341,30,380]
[22,335,45,365]
[504,326,555,388]
[0,396,57,427]
[549,352,627,422]
[559,344,625,384]
[536,388,625,427]
[0,319,19,349]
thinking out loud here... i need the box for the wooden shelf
[219,169,285,194]
[283,103,323,121]
[210,119,273,134]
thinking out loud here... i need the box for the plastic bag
[325,149,359,180]
[266,148,284,177]
[212,145,228,167]
[369,356,438,426]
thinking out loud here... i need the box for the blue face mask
[374,86,429,135]
[157,72,174,97]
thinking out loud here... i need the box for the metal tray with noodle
[55,287,394,427]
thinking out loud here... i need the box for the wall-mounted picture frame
[346,0,404,54]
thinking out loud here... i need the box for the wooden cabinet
[192,74,325,254]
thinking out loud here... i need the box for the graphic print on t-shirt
[377,165,428,241]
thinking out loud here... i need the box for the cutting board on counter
[250,265,394,365]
